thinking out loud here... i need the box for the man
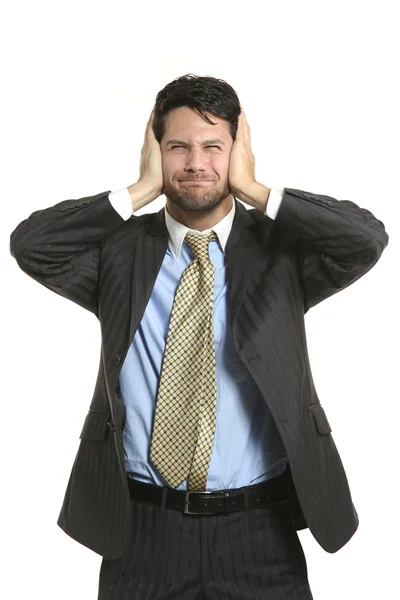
[10,74,389,599]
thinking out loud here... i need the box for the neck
[166,195,234,231]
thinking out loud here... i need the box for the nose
[183,148,208,174]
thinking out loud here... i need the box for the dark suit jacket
[9,187,389,558]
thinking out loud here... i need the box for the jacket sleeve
[275,188,389,313]
[9,190,127,317]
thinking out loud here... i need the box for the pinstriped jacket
[9,187,389,558]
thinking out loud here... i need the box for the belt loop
[160,487,168,514]
[243,487,250,512]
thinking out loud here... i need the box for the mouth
[181,180,212,184]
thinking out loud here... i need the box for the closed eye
[171,145,221,149]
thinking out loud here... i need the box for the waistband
[127,467,290,515]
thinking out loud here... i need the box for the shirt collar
[164,197,236,261]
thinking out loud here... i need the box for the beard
[162,178,231,212]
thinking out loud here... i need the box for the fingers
[146,105,156,129]
[234,106,252,145]
[145,105,157,140]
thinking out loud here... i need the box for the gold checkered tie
[150,230,218,491]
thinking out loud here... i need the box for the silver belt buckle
[184,490,213,515]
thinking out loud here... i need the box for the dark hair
[153,73,241,144]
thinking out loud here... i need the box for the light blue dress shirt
[108,187,289,491]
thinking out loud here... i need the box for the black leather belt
[127,466,290,515]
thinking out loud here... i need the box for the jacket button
[114,355,121,366]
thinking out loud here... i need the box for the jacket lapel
[225,199,265,329]
[128,207,169,344]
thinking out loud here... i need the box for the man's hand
[128,105,165,212]
[228,107,271,212]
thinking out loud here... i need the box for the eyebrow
[166,138,225,146]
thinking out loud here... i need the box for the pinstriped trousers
[98,489,313,599]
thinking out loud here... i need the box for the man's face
[160,106,234,212]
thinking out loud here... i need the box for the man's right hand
[127,105,164,212]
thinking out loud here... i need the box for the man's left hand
[228,107,271,211]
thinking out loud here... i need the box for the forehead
[163,106,230,141]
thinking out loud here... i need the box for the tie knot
[185,230,218,261]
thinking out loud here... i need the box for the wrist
[237,182,271,212]
[127,181,158,211]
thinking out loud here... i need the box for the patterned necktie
[150,230,218,491]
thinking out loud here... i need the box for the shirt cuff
[265,188,284,220]
[108,187,133,220]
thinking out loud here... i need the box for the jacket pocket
[79,411,111,441]
[309,404,332,435]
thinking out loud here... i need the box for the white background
[2,1,399,598]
